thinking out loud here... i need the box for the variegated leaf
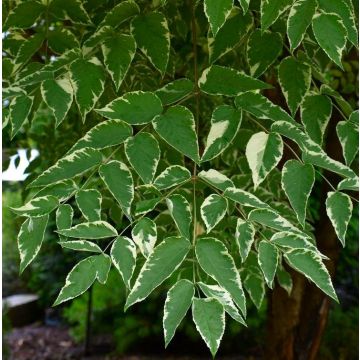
[132,217,157,258]
[29,148,103,188]
[53,254,111,306]
[278,57,311,116]
[18,215,49,273]
[125,132,160,184]
[284,249,338,301]
[281,160,315,227]
[111,236,137,288]
[76,189,102,222]
[199,65,271,96]
[235,219,255,262]
[198,169,234,191]
[154,165,191,191]
[11,196,59,217]
[131,12,170,75]
[326,191,353,247]
[201,105,242,162]
[192,298,225,357]
[198,282,246,325]
[155,78,194,106]
[9,94,33,138]
[224,187,269,209]
[68,120,132,154]
[195,237,247,316]
[153,105,200,163]
[204,0,233,36]
[261,0,293,31]
[163,279,194,347]
[257,240,279,289]
[59,240,102,253]
[246,131,283,189]
[70,57,106,121]
[99,161,134,220]
[125,236,191,310]
[166,194,192,239]
[57,221,117,239]
[200,194,227,233]
[96,91,162,125]
[41,77,73,127]
[102,34,136,91]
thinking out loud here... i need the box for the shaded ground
[5,323,252,360]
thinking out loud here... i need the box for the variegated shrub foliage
[3,0,358,356]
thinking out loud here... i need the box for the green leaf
[235,92,296,124]
[154,165,191,190]
[102,34,136,91]
[29,148,103,188]
[278,57,311,115]
[98,0,140,28]
[235,219,255,262]
[281,160,315,227]
[166,194,192,239]
[200,194,227,233]
[248,208,303,235]
[68,120,132,153]
[41,78,73,127]
[56,204,74,240]
[317,0,358,47]
[18,215,49,273]
[4,0,45,29]
[111,236,137,288]
[125,133,160,184]
[336,111,359,165]
[96,91,163,125]
[201,105,242,162]
[59,240,102,253]
[70,57,106,121]
[132,218,157,258]
[312,13,347,69]
[82,26,114,53]
[155,79,194,106]
[153,105,200,163]
[99,161,134,220]
[49,0,91,24]
[53,254,111,306]
[326,191,353,247]
[11,196,59,217]
[261,0,293,31]
[246,131,283,188]
[198,169,234,191]
[131,12,170,75]
[284,249,338,301]
[320,84,353,117]
[198,282,246,325]
[209,8,253,63]
[300,94,332,146]
[237,0,250,13]
[47,28,79,54]
[135,197,161,216]
[204,0,233,36]
[75,189,102,222]
[41,48,81,72]
[57,221,117,239]
[247,30,283,78]
[16,34,45,70]
[257,240,279,288]
[163,279,194,347]
[195,237,247,316]
[9,94,33,138]
[224,187,269,209]
[243,272,265,309]
[287,0,317,51]
[192,298,225,357]
[199,65,271,96]
[338,177,359,191]
[125,236,191,310]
